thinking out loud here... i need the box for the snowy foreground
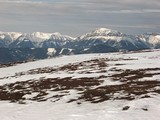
[0,49,160,120]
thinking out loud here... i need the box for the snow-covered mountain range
[0,28,160,63]
[0,31,75,48]
[0,28,160,49]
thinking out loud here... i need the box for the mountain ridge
[0,28,160,47]
[0,28,160,63]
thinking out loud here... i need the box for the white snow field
[0,49,160,120]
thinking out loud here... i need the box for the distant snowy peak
[0,31,75,42]
[31,32,52,40]
[50,32,75,41]
[17,32,75,42]
[79,28,123,40]
[52,32,61,36]
[0,32,22,41]
[92,28,121,35]
[139,33,160,45]
[149,35,160,45]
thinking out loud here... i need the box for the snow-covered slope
[0,49,160,120]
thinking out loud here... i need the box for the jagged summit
[139,33,160,46]
[92,28,120,35]
[79,28,123,40]
[0,32,22,41]
[0,32,75,42]
[18,32,74,42]
[31,32,53,40]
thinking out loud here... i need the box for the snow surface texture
[0,49,160,120]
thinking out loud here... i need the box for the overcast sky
[0,0,160,36]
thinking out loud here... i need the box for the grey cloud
[88,9,160,14]
[0,0,159,36]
